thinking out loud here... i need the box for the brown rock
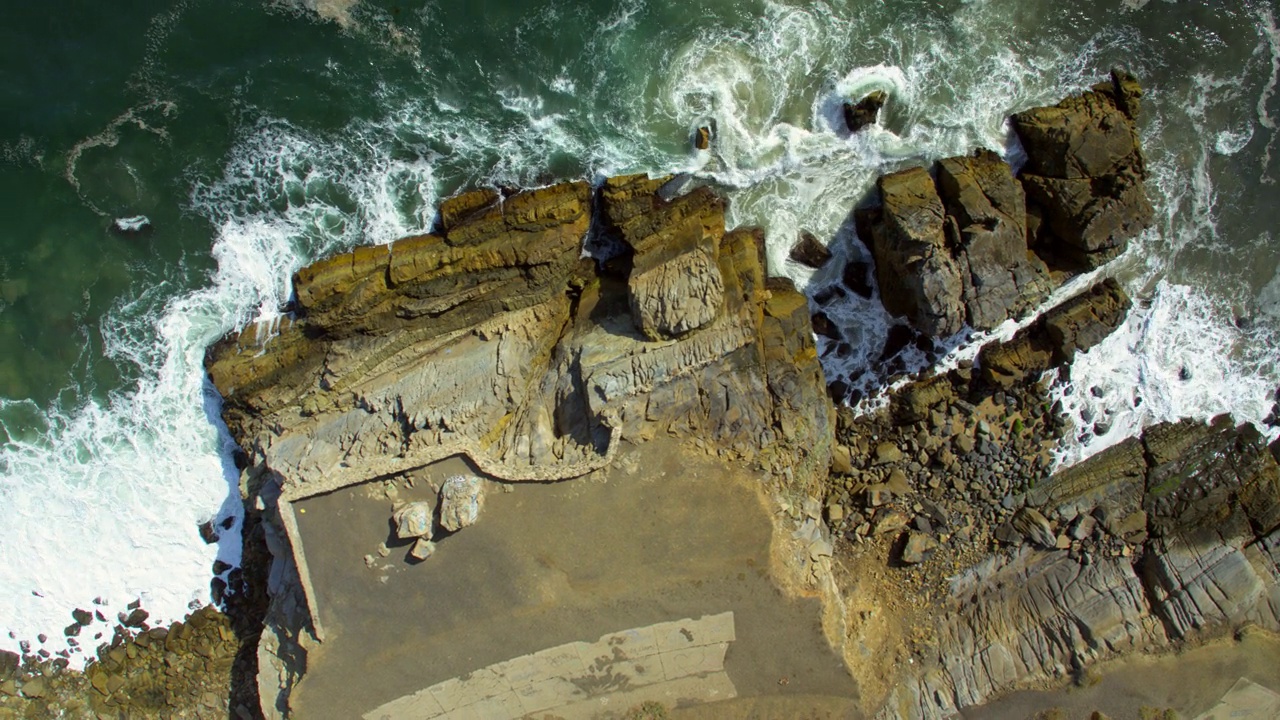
[861,167,965,337]
[936,150,1052,329]
[1012,78,1153,269]
[978,277,1131,387]
[790,231,832,268]
[901,531,939,564]
[1011,507,1057,549]
[694,126,711,150]
[844,90,887,133]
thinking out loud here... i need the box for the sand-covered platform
[288,441,853,718]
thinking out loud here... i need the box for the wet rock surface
[844,90,888,133]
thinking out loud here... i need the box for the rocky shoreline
[7,71,1280,719]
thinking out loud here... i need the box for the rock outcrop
[858,154,1054,338]
[880,415,1280,719]
[206,176,833,717]
[844,90,888,133]
[977,277,1131,388]
[859,167,966,337]
[1013,69,1154,269]
[936,151,1053,329]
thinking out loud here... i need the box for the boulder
[860,167,966,337]
[1012,74,1153,269]
[844,90,888,133]
[842,259,874,298]
[392,502,433,540]
[617,186,727,340]
[935,150,1052,328]
[901,531,939,564]
[439,476,485,532]
[890,374,955,425]
[408,538,437,561]
[790,231,832,268]
[694,126,711,150]
[1010,507,1057,549]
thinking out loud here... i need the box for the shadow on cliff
[202,378,269,720]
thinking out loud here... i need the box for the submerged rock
[110,215,152,236]
[439,476,484,533]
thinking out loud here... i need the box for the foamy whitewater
[1,0,1278,665]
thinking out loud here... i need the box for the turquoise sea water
[1,0,1277,663]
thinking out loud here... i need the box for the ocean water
[1,0,1277,665]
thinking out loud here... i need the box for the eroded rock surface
[977,277,1132,389]
[880,416,1280,719]
[858,153,1054,338]
[206,176,832,718]
[1013,69,1154,269]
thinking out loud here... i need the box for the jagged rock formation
[857,152,1053,338]
[820,71,1149,403]
[844,90,888,133]
[976,277,1132,389]
[879,416,1280,719]
[205,175,832,717]
[1014,69,1154,269]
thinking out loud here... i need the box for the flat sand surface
[289,439,854,718]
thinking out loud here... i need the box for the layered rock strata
[878,416,1280,719]
[206,175,832,716]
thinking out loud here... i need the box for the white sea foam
[0,106,448,665]
[1049,282,1280,466]
[1046,59,1280,465]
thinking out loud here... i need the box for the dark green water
[0,0,1277,664]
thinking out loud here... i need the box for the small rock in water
[790,231,833,268]
[693,126,711,150]
[844,90,888,133]
[439,475,485,532]
[392,501,434,540]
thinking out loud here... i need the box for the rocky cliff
[191,70,1277,720]
[876,416,1280,720]
[206,174,833,717]
[207,177,830,500]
